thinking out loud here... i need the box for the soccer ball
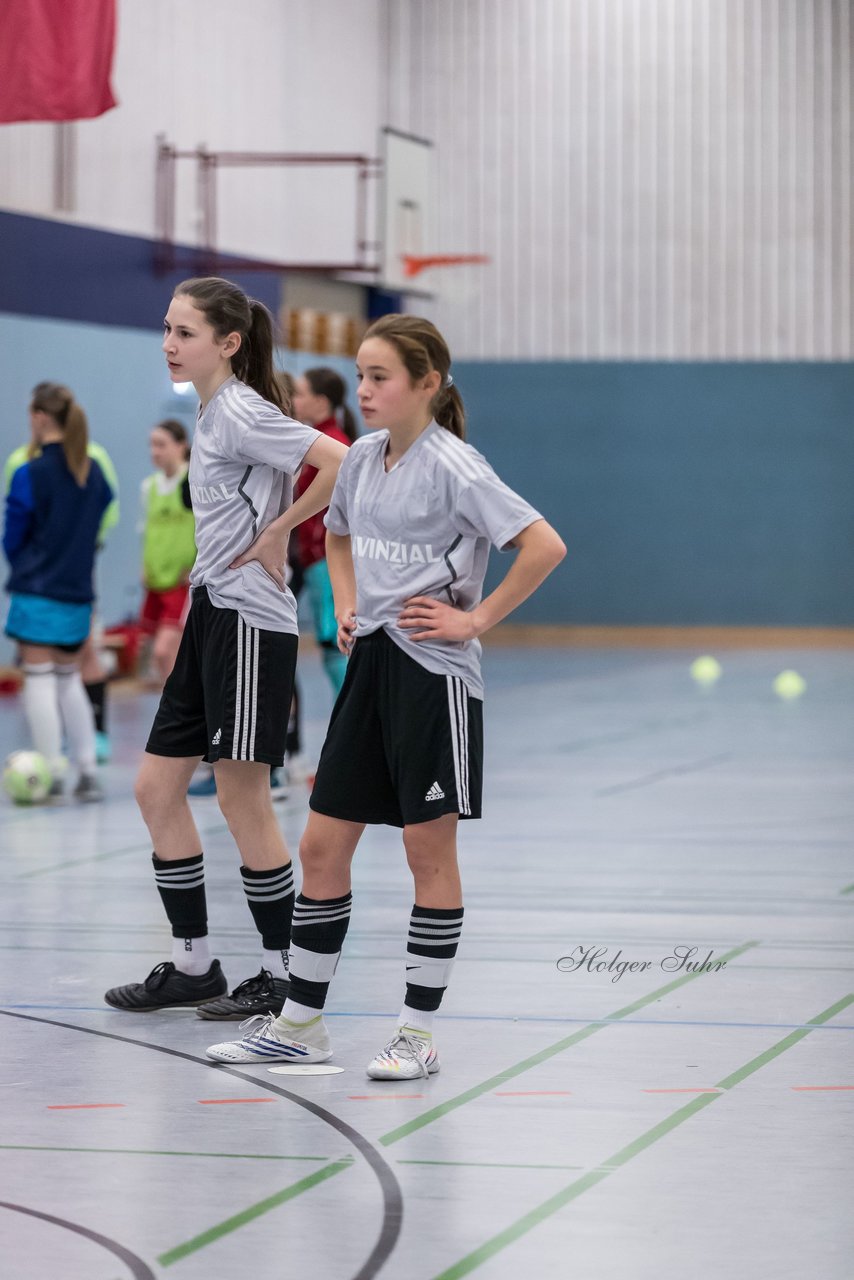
[2,750,53,804]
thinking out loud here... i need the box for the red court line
[643,1088,723,1094]
[791,1086,854,1091]
[494,1091,573,1097]
[197,1098,277,1105]
[47,1103,126,1110]
[348,1095,425,1100]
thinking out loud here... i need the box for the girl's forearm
[326,532,357,614]
[469,521,566,637]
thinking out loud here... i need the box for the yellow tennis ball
[690,655,722,685]
[773,670,806,700]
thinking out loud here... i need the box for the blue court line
[4,1004,853,1031]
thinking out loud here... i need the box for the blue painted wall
[1,211,852,646]
[461,361,854,626]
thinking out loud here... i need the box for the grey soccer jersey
[324,420,542,698]
[188,376,320,632]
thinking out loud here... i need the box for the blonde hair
[31,382,90,485]
[363,314,465,439]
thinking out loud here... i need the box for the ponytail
[30,381,91,486]
[303,366,358,442]
[236,300,289,414]
[63,400,91,485]
[276,370,296,416]
[362,314,465,440]
[433,383,465,441]
[174,277,288,414]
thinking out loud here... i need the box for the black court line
[0,1009,403,1280]
[0,1201,156,1279]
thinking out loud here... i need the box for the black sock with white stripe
[152,852,212,976]
[240,862,295,980]
[278,892,352,1022]
[401,905,465,1024]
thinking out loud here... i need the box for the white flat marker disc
[268,1064,345,1076]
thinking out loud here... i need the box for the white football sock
[171,934,212,976]
[22,663,63,773]
[55,663,97,772]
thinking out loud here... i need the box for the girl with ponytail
[205,313,566,1080]
[106,277,347,1022]
[291,367,356,698]
[3,383,115,802]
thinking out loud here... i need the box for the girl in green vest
[139,419,196,683]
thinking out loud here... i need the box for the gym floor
[1,643,852,1280]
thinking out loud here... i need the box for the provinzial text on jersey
[190,482,232,504]
[353,536,444,565]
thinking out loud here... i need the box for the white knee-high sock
[22,663,64,773]
[55,664,97,772]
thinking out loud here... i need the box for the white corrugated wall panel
[385,0,853,360]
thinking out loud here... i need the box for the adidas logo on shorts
[424,781,445,802]
[211,728,222,746]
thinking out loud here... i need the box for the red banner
[0,0,118,124]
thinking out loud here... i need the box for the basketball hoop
[401,253,490,279]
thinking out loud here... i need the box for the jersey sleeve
[323,446,355,535]
[453,466,543,551]
[218,388,320,476]
[3,463,35,562]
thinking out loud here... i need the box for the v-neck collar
[382,419,440,474]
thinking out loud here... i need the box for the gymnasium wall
[1,209,852,641]
[1,4,851,650]
[460,358,854,626]
[0,0,384,266]
[384,0,853,361]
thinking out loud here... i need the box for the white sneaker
[366,1026,440,1081]
[205,1013,332,1064]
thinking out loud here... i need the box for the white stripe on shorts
[445,675,470,815]
[232,617,260,761]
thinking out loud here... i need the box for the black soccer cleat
[195,968,289,1021]
[104,960,228,1011]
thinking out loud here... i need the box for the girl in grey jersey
[206,313,566,1078]
[105,278,347,1019]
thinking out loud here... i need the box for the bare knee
[297,816,360,895]
[135,756,197,823]
[298,827,337,879]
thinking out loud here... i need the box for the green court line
[398,1160,585,1171]
[157,1157,353,1266]
[379,939,760,1146]
[153,941,756,1266]
[0,1143,329,1162]
[840,883,854,896]
[17,823,230,879]
[428,992,854,1280]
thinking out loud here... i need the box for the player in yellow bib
[139,420,196,683]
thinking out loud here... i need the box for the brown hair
[153,418,191,461]
[276,370,295,415]
[303,367,358,442]
[174,277,289,414]
[30,382,90,485]
[362,313,464,439]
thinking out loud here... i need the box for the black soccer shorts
[309,627,483,827]
[146,586,297,767]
